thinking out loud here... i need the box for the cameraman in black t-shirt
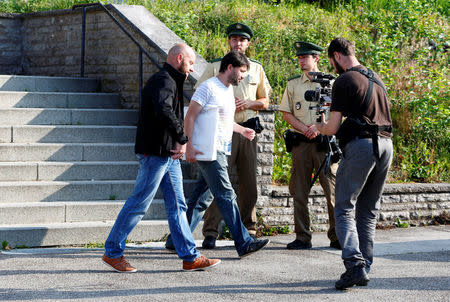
[312,37,393,290]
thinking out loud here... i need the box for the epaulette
[249,58,262,65]
[288,74,302,81]
[210,57,223,63]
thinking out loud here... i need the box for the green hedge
[1,0,448,183]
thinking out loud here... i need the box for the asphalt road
[1,226,449,301]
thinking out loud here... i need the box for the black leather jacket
[134,63,188,157]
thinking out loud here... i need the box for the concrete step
[0,108,138,125]
[0,220,203,248]
[0,200,169,225]
[0,143,136,162]
[0,161,197,181]
[0,179,197,203]
[0,75,100,92]
[0,161,138,181]
[0,91,121,109]
[1,125,136,143]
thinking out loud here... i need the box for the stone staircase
[0,75,198,247]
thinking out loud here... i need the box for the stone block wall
[228,106,276,208]
[267,183,450,231]
[3,5,208,108]
[255,107,276,206]
[18,7,184,108]
[0,14,22,74]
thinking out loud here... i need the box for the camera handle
[309,115,338,190]
[310,135,333,189]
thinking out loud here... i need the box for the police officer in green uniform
[279,41,340,250]
[193,23,272,249]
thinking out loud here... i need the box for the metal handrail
[72,2,188,107]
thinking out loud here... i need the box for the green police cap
[226,23,254,40]
[294,41,324,56]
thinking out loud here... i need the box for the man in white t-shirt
[183,50,270,257]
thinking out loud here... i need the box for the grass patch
[84,242,105,248]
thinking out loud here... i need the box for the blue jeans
[168,152,252,255]
[166,175,213,248]
[334,137,393,272]
[186,175,214,232]
[104,154,200,262]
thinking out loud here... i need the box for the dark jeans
[334,137,393,272]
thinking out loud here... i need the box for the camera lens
[304,90,316,102]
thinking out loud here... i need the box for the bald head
[167,43,196,76]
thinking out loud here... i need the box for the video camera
[303,72,342,183]
[304,72,335,118]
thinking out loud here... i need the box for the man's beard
[332,57,346,74]
[178,59,189,75]
[229,73,241,86]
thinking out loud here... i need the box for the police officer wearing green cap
[279,41,340,250]
[190,22,271,249]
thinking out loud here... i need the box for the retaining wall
[1,5,208,108]
[0,14,22,74]
[266,183,450,231]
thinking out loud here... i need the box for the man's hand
[233,123,255,141]
[241,127,255,141]
[235,97,247,113]
[304,124,320,140]
[315,111,343,135]
[170,142,186,160]
[185,144,204,163]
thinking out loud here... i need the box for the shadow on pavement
[1,276,449,301]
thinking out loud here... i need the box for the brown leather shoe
[183,256,221,271]
[102,255,137,273]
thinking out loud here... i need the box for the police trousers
[290,142,338,243]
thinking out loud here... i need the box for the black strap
[345,68,392,158]
[346,67,388,114]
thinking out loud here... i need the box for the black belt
[355,125,392,158]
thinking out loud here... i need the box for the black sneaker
[286,239,312,250]
[202,236,216,249]
[330,240,342,250]
[239,238,270,258]
[335,264,370,290]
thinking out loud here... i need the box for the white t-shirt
[191,76,235,156]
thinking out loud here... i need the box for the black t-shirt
[330,65,392,138]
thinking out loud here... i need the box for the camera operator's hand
[304,124,320,139]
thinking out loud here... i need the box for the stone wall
[227,106,276,208]
[0,13,22,75]
[255,107,276,206]
[267,183,450,230]
[5,4,208,108]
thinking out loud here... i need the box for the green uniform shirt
[195,58,271,123]
[279,73,330,132]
